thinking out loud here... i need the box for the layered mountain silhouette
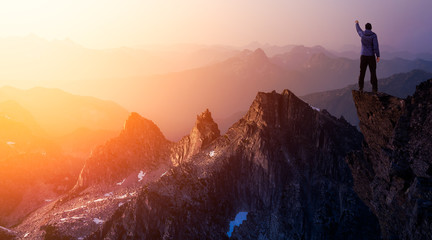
[4,36,432,141]
[120,46,432,140]
[0,86,129,137]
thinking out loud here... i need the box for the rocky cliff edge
[350,81,432,240]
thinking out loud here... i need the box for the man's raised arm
[355,20,363,37]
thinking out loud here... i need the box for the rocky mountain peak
[196,108,212,126]
[252,48,267,59]
[73,112,171,190]
[349,80,432,240]
[194,109,220,147]
[171,109,220,166]
[122,112,165,140]
[244,89,312,129]
[234,48,268,63]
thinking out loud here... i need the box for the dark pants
[359,55,378,92]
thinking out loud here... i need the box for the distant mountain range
[3,36,432,140]
[0,35,241,85]
[0,86,128,137]
[123,47,432,140]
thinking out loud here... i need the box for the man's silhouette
[355,20,380,92]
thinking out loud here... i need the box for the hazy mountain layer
[117,47,432,140]
[0,86,129,137]
[4,38,432,140]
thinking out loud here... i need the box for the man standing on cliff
[355,20,380,93]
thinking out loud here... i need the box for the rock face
[74,112,171,190]
[170,109,220,166]
[349,80,432,240]
[88,90,380,239]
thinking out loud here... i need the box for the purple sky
[0,1,431,52]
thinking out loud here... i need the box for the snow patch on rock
[64,206,86,213]
[116,179,126,186]
[93,198,107,203]
[209,150,216,157]
[138,171,146,182]
[116,194,128,199]
[309,105,320,111]
[93,218,104,224]
[0,226,14,234]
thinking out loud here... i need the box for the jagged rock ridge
[170,109,220,166]
[87,89,380,239]
[349,80,432,240]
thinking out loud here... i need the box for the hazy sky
[1,0,432,51]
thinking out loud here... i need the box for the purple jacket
[356,23,380,58]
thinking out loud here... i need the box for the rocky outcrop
[74,112,171,190]
[349,80,432,239]
[301,69,432,127]
[88,90,380,239]
[170,109,220,166]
